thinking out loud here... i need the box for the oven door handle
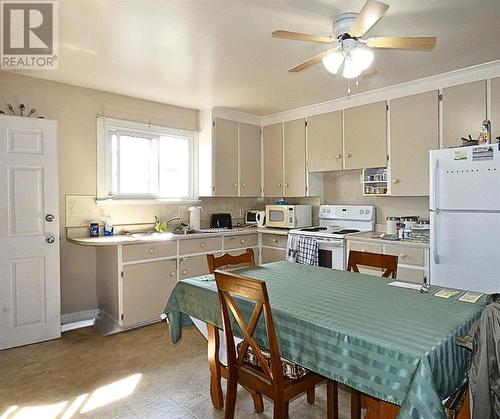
[316,240,344,247]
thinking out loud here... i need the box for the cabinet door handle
[200,242,206,248]
[170,271,176,277]
[182,269,187,275]
[392,178,399,184]
[240,239,245,244]
[242,183,246,188]
[345,153,351,158]
[181,256,191,262]
[149,247,155,254]
[399,253,406,259]
[285,183,289,188]
[335,154,341,159]
[277,183,282,188]
[273,238,278,243]
[233,183,238,188]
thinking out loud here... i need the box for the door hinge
[120,271,123,278]
[387,154,390,162]
[121,314,124,320]
[305,120,308,127]
[438,93,443,102]
[386,104,389,111]
[212,185,215,193]
[212,120,215,127]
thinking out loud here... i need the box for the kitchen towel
[296,236,319,265]
[286,235,298,262]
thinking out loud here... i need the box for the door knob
[233,183,238,188]
[45,214,55,222]
[170,271,176,277]
[345,153,352,158]
[392,178,399,184]
[285,183,289,188]
[335,154,341,159]
[46,235,56,244]
[242,183,246,188]
[277,183,281,188]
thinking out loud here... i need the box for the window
[97,117,196,200]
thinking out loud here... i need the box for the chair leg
[224,374,238,419]
[307,386,315,404]
[273,393,287,419]
[327,380,338,419]
[248,389,264,413]
[351,389,361,419]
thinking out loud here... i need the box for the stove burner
[334,229,360,234]
[300,227,327,232]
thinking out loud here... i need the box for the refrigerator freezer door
[430,146,500,211]
[430,210,500,294]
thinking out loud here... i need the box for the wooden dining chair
[215,270,338,419]
[347,250,398,419]
[347,250,398,279]
[207,248,256,273]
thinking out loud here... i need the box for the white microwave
[265,205,312,229]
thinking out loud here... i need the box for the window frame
[97,117,198,202]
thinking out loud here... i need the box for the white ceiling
[13,0,500,115]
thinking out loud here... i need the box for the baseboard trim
[61,309,99,325]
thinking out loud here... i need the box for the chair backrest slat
[347,250,398,279]
[207,248,255,273]
[215,270,283,385]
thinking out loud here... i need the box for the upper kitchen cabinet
[344,101,387,170]
[443,81,486,148]
[283,119,307,197]
[390,91,439,196]
[263,123,284,197]
[307,111,343,172]
[491,77,500,142]
[198,110,261,197]
[238,122,261,197]
[213,118,238,196]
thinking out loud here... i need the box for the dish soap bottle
[103,215,114,236]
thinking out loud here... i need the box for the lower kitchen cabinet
[122,259,177,326]
[346,238,429,283]
[179,254,211,279]
[261,247,286,264]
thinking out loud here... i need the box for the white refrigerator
[429,144,500,294]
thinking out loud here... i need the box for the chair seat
[237,341,308,380]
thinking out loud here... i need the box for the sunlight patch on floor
[2,373,143,419]
[80,373,142,413]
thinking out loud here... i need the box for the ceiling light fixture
[322,44,374,79]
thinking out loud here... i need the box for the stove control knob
[326,209,330,213]
[359,209,364,214]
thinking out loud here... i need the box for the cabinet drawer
[347,241,383,254]
[224,234,258,250]
[179,254,210,279]
[261,247,286,264]
[384,244,424,266]
[179,236,222,255]
[122,259,177,326]
[261,234,288,249]
[397,266,425,284]
[122,241,177,262]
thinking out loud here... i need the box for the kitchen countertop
[68,228,260,247]
[347,231,429,249]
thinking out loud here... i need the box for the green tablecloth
[164,261,485,419]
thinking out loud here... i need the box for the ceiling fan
[272,0,437,80]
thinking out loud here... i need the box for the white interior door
[430,210,500,294]
[0,116,60,350]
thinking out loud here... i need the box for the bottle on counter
[89,222,99,237]
[103,215,114,236]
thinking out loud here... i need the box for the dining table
[163,261,485,419]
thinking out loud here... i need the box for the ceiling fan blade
[348,0,389,38]
[288,49,336,73]
[272,30,336,44]
[366,36,437,50]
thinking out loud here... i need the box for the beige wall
[324,170,429,227]
[0,71,198,314]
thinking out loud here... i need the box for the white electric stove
[288,205,376,270]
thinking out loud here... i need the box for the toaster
[210,213,232,229]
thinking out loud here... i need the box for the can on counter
[386,217,400,235]
[401,216,418,230]
[89,222,99,237]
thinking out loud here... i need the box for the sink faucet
[154,215,181,233]
[166,216,180,224]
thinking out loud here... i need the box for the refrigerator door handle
[432,158,439,210]
[432,213,440,264]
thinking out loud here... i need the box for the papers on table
[433,288,460,299]
[387,281,422,291]
[458,291,483,303]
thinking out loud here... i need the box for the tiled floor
[0,323,356,418]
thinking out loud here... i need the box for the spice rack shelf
[362,168,389,196]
